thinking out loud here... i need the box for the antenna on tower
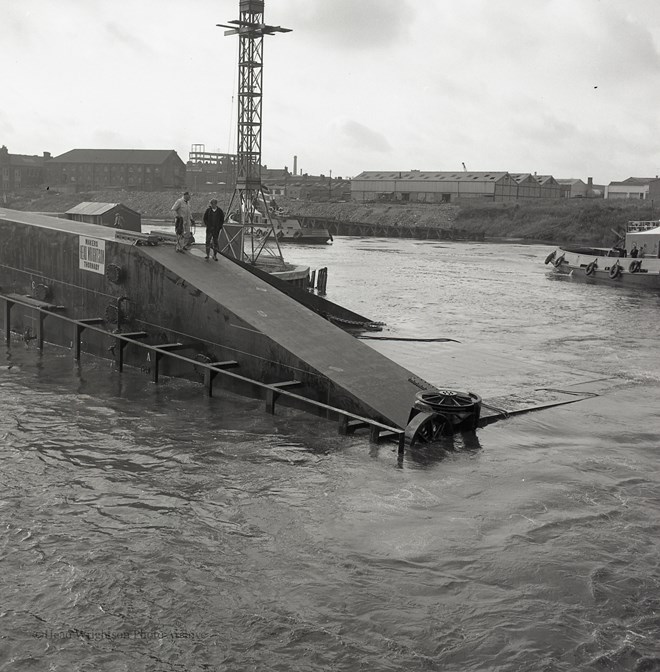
[217,0,291,265]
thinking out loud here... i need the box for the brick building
[0,145,49,195]
[46,149,186,191]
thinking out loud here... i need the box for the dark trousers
[205,226,221,256]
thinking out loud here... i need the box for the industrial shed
[351,171,519,203]
[534,175,562,199]
[510,174,541,199]
[65,202,141,232]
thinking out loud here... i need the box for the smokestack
[293,155,297,176]
[587,177,593,186]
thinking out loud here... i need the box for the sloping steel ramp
[140,245,430,429]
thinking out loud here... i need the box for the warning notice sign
[79,236,106,274]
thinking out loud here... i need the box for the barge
[545,219,660,289]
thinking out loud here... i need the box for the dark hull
[279,235,331,244]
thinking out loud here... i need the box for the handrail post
[152,351,162,383]
[73,323,84,361]
[4,299,14,345]
[37,311,46,350]
[204,368,218,396]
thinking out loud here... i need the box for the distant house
[557,178,588,198]
[256,167,351,201]
[65,202,141,232]
[351,171,520,203]
[0,145,49,194]
[605,177,656,199]
[555,178,604,198]
[46,149,186,191]
[262,166,290,182]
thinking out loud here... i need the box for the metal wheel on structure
[415,390,480,413]
[404,412,452,447]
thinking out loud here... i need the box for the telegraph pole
[218,0,291,265]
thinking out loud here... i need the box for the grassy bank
[4,188,657,246]
[454,199,657,244]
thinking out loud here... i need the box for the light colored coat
[171,197,193,225]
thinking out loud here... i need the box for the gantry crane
[217,0,291,265]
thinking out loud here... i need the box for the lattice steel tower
[218,0,291,264]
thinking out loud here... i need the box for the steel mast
[218,0,291,265]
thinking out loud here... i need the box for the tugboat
[544,220,660,289]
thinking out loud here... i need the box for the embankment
[5,188,657,246]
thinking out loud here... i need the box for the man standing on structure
[202,198,225,260]
[171,191,195,253]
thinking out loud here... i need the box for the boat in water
[251,208,332,245]
[544,219,660,289]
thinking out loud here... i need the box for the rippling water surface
[1,238,659,672]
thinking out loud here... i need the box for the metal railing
[1,291,405,451]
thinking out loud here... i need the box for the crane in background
[217,0,291,265]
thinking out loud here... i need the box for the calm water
[1,238,659,672]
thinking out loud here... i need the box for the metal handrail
[1,291,404,441]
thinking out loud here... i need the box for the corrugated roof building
[351,171,519,203]
[534,175,562,199]
[65,202,141,232]
[510,173,542,199]
[47,149,186,191]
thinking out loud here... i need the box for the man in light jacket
[171,191,195,252]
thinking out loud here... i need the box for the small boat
[544,220,660,289]
[252,208,332,245]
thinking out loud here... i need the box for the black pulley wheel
[415,389,481,413]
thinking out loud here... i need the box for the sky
[2,0,660,184]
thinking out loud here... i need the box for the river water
[1,237,659,672]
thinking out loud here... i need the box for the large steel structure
[218,0,290,265]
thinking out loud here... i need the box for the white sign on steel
[79,236,106,274]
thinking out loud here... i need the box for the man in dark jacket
[202,199,225,260]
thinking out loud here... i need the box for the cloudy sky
[2,0,660,184]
